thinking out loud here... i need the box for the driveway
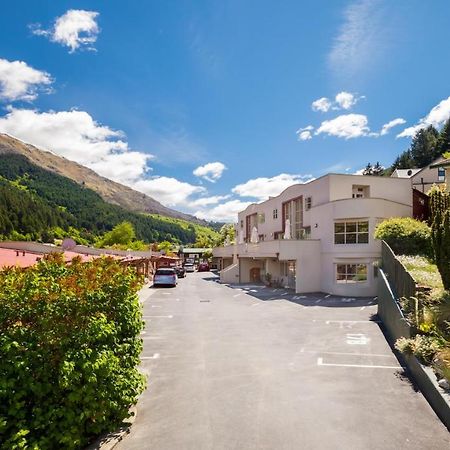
[117,273,450,450]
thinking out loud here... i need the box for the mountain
[0,152,218,245]
[0,133,204,224]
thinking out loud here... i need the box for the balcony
[212,244,236,258]
[235,238,320,260]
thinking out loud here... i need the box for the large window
[336,264,368,283]
[438,168,445,181]
[273,209,278,219]
[335,221,369,244]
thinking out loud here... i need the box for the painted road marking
[251,303,260,307]
[143,315,174,318]
[141,353,160,360]
[151,305,161,308]
[317,357,402,369]
[142,336,164,340]
[315,299,322,304]
[233,294,241,298]
[325,320,381,325]
[346,333,371,345]
[325,294,331,298]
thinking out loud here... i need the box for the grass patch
[397,254,444,292]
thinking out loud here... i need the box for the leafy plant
[0,255,145,449]
[374,217,432,257]
[395,335,444,364]
[429,185,450,290]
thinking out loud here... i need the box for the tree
[215,223,235,245]
[372,162,384,176]
[429,186,450,290]
[409,125,439,167]
[362,163,373,175]
[157,240,174,254]
[436,118,450,156]
[98,221,136,247]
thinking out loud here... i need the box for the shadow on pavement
[202,276,378,309]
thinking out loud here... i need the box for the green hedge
[0,255,145,449]
[374,217,432,257]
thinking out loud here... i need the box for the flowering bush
[0,254,145,449]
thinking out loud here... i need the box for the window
[438,168,445,181]
[305,197,312,210]
[302,226,311,239]
[352,185,370,198]
[258,213,265,224]
[336,264,367,283]
[240,220,244,228]
[273,209,278,219]
[335,221,369,244]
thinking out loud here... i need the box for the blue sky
[0,0,450,221]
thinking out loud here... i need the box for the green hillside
[0,154,218,245]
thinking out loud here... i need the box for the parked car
[153,268,177,287]
[198,262,210,272]
[175,266,186,278]
[184,263,195,273]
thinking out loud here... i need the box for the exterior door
[250,267,261,282]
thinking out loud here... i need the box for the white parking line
[143,315,173,318]
[142,353,160,360]
[151,305,161,308]
[325,320,381,324]
[317,357,402,369]
[142,336,164,340]
[233,294,241,298]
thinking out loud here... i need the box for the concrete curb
[85,405,137,450]
[378,269,450,431]
[404,355,450,431]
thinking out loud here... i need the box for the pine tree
[436,118,450,156]
[362,163,373,175]
[372,162,384,176]
[410,125,439,167]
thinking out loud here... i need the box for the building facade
[213,174,413,297]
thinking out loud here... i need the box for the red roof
[0,248,94,269]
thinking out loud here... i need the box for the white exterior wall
[216,174,413,296]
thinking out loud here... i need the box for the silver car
[184,263,195,273]
[153,268,177,287]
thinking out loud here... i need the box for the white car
[153,268,177,287]
[184,263,195,273]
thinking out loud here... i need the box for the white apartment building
[213,174,413,297]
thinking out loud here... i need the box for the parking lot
[117,272,450,450]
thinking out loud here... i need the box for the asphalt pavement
[116,272,450,450]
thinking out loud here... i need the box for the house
[391,156,446,192]
[429,158,450,191]
[179,247,211,264]
[213,174,413,297]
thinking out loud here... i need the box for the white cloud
[189,195,231,208]
[316,113,370,139]
[133,177,205,207]
[0,107,152,184]
[194,199,252,223]
[31,10,100,53]
[232,173,313,201]
[0,58,52,102]
[335,91,358,110]
[193,161,226,182]
[380,118,406,136]
[311,91,362,114]
[312,97,332,112]
[296,125,314,141]
[397,96,450,138]
[329,0,385,77]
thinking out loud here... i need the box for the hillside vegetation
[0,154,217,245]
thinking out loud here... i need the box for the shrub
[374,217,432,257]
[395,335,444,364]
[0,254,145,449]
[429,186,450,290]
